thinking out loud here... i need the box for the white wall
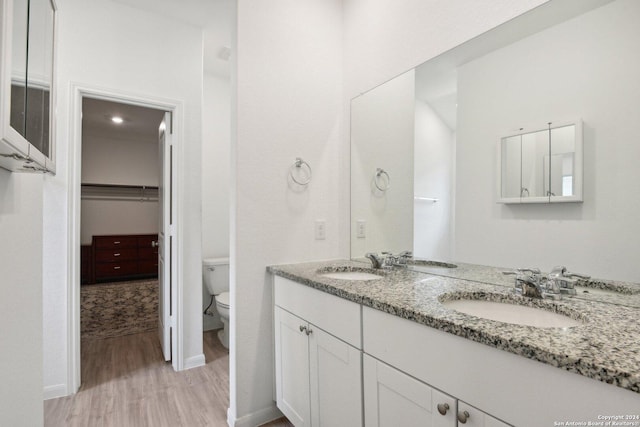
[80,200,158,244]
[414,99,453,260]
[343,0,550,99]
[232,0,343,424]
[81,133,159,186]
[80,132,158,244]
[0,172,43,426]
[43,0,204,398]
[455,0,640,281]
[202,72,230,331]
[351,70,415,258]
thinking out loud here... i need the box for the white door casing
[68,85,183,394]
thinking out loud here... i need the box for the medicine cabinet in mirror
[0,0,57,173]
[499,120,583,204]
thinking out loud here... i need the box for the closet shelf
[81,183,159,202]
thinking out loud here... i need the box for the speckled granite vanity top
[268,260,640,394]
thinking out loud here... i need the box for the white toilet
[203,257,230,349]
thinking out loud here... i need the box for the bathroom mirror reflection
[499,121,582,204]
[350,0,640,293]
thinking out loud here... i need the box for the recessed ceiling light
[111,116,124,124]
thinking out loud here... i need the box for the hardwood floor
[44,330,292,427]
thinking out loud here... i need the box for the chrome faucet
[547,266,590,296]
[505,266,590,300]
[365,253,383,269]
[504,268,546,298]
[366,251,413,269]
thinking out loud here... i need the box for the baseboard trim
[227,404,283,427]
[43,384,68,400]
[183,353,206,370]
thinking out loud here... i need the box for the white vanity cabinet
[364,355,508,427]
[274,277,363,427]
[456,401,510,427]
[364,354,456,427]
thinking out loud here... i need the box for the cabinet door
[274,307,310,427]
[457,401,511,427]
[309,327,362,427]
[364,355,456,427]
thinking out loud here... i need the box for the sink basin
[441,297,583,328]
[317,266,384,281]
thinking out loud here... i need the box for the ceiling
[110,0,233,77]
[82,98,166,142]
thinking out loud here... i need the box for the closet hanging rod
[81,183,159,190]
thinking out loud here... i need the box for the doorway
[69,86,181,392]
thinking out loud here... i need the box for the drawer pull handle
[457,411,470,424]
[113,266,121,270]
[114,241,121,244]
[437,403,450,416]
[114,253,120,257]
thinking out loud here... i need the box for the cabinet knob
[457,410,470,424]
[437,403,450,416]
[151,241,159,248]
[305,328,313,336]
[299,325,307,333]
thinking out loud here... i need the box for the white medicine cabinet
[498,120,583,204]
[0,0,57,173]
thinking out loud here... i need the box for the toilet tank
[203,257,229,296]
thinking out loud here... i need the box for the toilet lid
[216,292,230,308]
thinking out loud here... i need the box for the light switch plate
[356,220,366,238]
[315,220,326,240]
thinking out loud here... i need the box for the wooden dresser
[90,234,159,283]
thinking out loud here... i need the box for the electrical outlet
[315,220,326,240]
[357,220,366,238]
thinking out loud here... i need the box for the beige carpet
[81,279,158,339]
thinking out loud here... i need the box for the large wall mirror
[350,0,640,284]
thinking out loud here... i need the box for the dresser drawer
[137,235,158,248]
[138,247,159,260]
[95,248,137,262]
[138,260,159,275]
[94,236,138,249]
[95,261,138,277]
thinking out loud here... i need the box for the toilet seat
[216,291,230,309]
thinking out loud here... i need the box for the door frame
[67,83,184,392]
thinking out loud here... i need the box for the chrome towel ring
[374,168,390,191]
[290,157,312,185]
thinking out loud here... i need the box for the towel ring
[374,168,390,191]
[290,157,312,186]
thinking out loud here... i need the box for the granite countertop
[402,260,640,308]
[268,259,640,394]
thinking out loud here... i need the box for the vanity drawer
[95,248,137,263]
[95,261,138,277]
[94,236,137,249]
[274,276,361,348]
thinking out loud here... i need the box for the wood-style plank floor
[44,330,293,427]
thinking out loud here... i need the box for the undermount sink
[317,266,384,281]
[441,295,584,328]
